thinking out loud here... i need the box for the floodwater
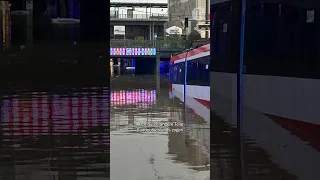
[2,2,319,180]
[210,111,299,180]
[110,75,210,180]
[0,6,109,179]
[0,86,110,180]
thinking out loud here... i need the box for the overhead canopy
[110,2,167,8]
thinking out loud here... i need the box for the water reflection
[110,75,210,180]
[211,83,320,180]
[1,1,12,50]
[210,110,300,180]
[0,87,109,180]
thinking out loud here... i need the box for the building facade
[168,0,209,39]
[110,3,168,40]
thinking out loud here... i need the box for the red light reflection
[111,89,156,108]
[1,92,109,137]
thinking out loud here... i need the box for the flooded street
[2,1,319,179]
[110,75,210,180]
[0,86,109,180]
[1,4,110,178]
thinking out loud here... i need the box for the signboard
[165,26,182,35]
[306,10,315,23]
[26,1,33,10]
[127,9,133,18]
[114,26,125,35]
[110,48,156,56]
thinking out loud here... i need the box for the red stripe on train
[170,44,210,63]
[264,113,320,151]
[194,98,210,109]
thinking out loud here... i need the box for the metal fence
[110,39,189,50]
[110,13,168,21]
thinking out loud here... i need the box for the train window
[210,2,233,73]
[187,62,195,84]
[243,2,314,78]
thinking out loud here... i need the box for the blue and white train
[210,0,320,179]
[169,44,210,121]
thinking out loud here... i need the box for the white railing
[110,13,168,20]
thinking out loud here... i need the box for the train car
[169,44,210,121]
[210,0,320,179]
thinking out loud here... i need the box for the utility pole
[236,0,246,179]
[205,0,209,39]
[185,17,188,40]
[26,0,33,46]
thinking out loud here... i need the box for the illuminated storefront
[110,48,156,56]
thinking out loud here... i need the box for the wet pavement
[110,75,210,180]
